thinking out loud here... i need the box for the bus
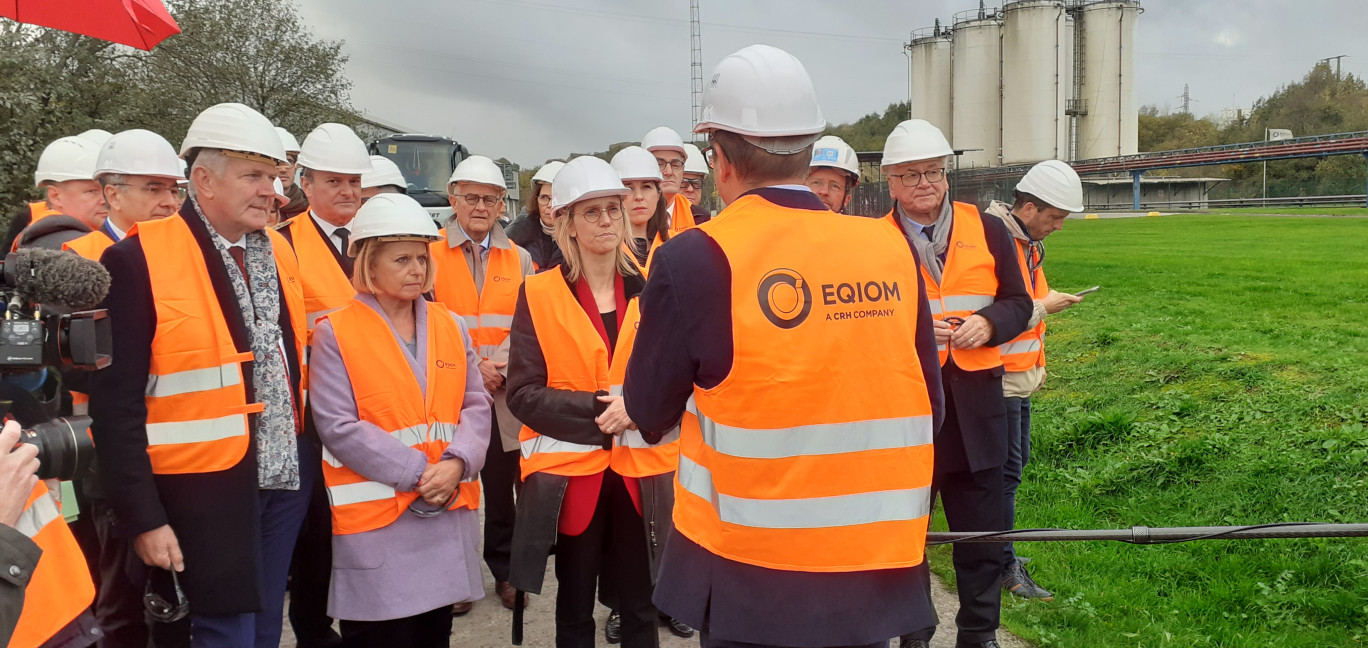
[368,134,468,221]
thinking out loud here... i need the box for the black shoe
[898,636,931,648]
[604,610,622,644]
[954,641,1002,648]
[662,616,694,638]
[1003,558,1053,601]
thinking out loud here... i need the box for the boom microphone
[2,248,111,310]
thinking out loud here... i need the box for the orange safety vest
[885,202,1003,371]
[623,234,664,278]
[1001,237,1048,372]
[516,271,624,480]
[283,212,355,334]
[134,215,306,474]
[321,299,478,535]
[11,203,62,252]
[677,196,934,573]
[606,299,679,477]
[430,232,522,361]
[667,193,696,236]
[10,482,95,648]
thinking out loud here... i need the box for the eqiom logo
[757,268,812,329]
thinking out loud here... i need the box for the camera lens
[18,416,95,482]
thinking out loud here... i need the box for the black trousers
[288,436,340,647]
[481,417,520,583]
[553,470,658,648]
[700,632,887,648]
[338,606,451,648]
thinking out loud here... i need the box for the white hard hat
[272,178,288,205]
[1016,159,1084,213]
[448,155,506,190]
[180,102,287,164]
[362,155,406,190]
[694,44,826,146]
[682,143,708,175]
[641,127,686,156]
[551,156,629,212]
[33,136,102,185]
[347,193,441,257]
[531,160,565,185]
[94,129,183,180]
[275,127,301,154]
[810,135,860,178]
[610,146,663,183]
[78,129,114,147]
[881,119,953,168]
[296,123,372,175]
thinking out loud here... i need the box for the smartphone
[1075,286,1101,297]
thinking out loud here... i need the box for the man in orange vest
[983,160,1087,602]
[431,154,535,612]
[622,45,944,648]
[277,122,372,647]
[880,119,1033,648]
[641,127,697,235]
[7,134,110,252]
[91,102,309,648]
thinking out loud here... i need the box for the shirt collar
[214,232,247,249]
[445,220,510,250]
[105,219,127,241]
[309,211,351,237]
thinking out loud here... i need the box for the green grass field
[928,214,1368,647]
[1207,206,1368,216]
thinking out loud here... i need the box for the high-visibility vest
[885,202,1003,371]
[321,299,478,535]
[134,215,306,474]
[606,300,679,477]
[668,193,696,236]
[62,229,115,262]
[1001,237,1048,372]
[10,481,95,648]
[430,232,522,361]
[516,271,625,480]
[11,203,62,252]
[677,195,935,573]
[282,212,354,334]
[624,234,663,278]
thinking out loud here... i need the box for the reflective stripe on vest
[431,232,522,362]
[10,481,95,648]
[134,215,304,474]
[889,203,1003,371]
[517,271,618,479]
[285,212,355,333]
[1002,237,1048,372]
[322,299,476,535]
[677,195,935,572]
[606,301,680,477]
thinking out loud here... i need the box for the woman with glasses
[506,156,660,648]
[309,193,492,647]
[609,146,671,271]
[507,161,567,271]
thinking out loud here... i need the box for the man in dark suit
[879,119,1033,648]
[91,102,311,648]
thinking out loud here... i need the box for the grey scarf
[898,198,954,284]
[189,199,300,490]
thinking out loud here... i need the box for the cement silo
[1001,0,1069,164]
[908,25,954,137]
[1076,0,1140,160]
[951,7,1002,168]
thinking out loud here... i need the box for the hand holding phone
[1075,286,1100,297]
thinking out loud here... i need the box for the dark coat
[16,214,92,251]
[505,211,564,271]
[90,205,304,615]
[503,266,652,594]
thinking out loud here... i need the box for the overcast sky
[295,0,1365,167]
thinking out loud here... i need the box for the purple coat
[310,293,492,621]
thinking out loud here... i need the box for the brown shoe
[496,581,526,610]
[451,601,473,616]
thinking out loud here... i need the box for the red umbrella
[1,0,180,51]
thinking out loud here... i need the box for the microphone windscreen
[6,248,112,311]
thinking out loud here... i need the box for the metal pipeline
[926,523,1368,545]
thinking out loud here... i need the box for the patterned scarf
[189,199,300,490]
[897,198,954,285]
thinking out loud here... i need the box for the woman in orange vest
[609,146,671,270]
[505,156,660,648]
[307,193,492,647]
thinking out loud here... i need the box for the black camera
[16,416,95,482]
[0,249,112,372]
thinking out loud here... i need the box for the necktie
[228,247,249,289]
[465,241,486,295]
[335,227,355,278]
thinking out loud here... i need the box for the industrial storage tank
[1076,0,1140,160]
[951,7,1002,168]
[908,25,954,138]
[1001,0,1070,164]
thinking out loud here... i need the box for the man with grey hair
[91,103,310,648]
[880,119,1032,648]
